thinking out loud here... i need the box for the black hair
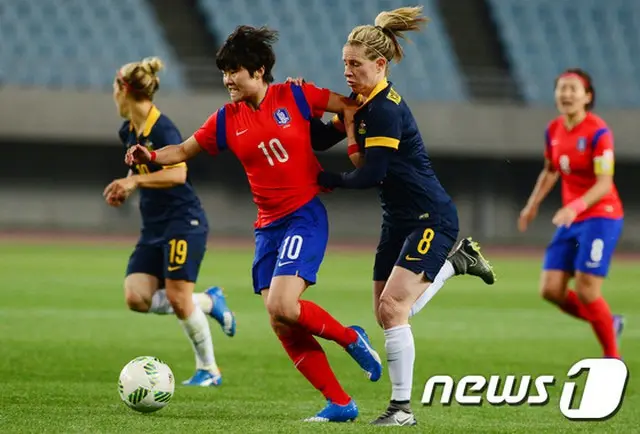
[215,25,278,83]
[555,68,596,111]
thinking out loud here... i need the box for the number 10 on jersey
[258,138,289,166]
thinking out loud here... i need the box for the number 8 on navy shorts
[251,197,329,294]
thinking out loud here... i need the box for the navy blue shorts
[543,217,623,277]
[252,197,329,294]
[374,222,459,282]
[126,229,207,283]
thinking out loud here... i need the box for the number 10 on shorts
[279,235,303,265]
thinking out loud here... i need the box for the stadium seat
[197,0,468,102]
[0,0,186,90]
[487,0,640,107]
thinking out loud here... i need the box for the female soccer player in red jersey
[103,57,236,387]
[125,26,382,422]
[519,68,624,359]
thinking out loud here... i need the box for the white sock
[149,289,174,314]
[194,292,214,313]
[409,260,455,317]
[384,324,415,402]
[148,290,213,314]
[180,307,218,372]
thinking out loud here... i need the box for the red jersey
[194,83,330,228]
[545,112,623,222]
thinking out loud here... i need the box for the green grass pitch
[0,240,637,433]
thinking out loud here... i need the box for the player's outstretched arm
[125,135,202,166]
[130,165,187,189]
[325,91,361,115]
[526,159,560,207]
[318,146,392,190]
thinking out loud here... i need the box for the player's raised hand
[517,204,538,232]
[125,144,151,165]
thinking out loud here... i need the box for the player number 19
[168,239,187,265]
[258,138,289,166]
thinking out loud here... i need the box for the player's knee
[539,283,565,304]
[377,294,403,327]
[574,273,603,304]
[266,297,299,324]
[539,272,567,304]
[124,286,149,312]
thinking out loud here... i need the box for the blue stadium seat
[488,0,640,107]
[0,0,186,90]
[197,0,468,102]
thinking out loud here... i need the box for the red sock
[297,300,357,348]
[560,290,591,321]
[278,326,351,405]
[583,297,619,358]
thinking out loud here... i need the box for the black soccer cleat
[370,403,417,427]
[448,237,496,285]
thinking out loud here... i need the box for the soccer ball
[118,356,175,413]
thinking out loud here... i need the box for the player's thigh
[574,218,623,278]
[252,226,282,295]
[126,240,164,282]
[125,240,163,308]
[542,225,579,275]
[394,225,457,284]
[273,199,329,287]
[162,232,208,283]
[373,224,409,283]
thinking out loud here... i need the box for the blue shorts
[252,197,329,294]
[543,217,623,277]
[374,220,459,282]
[126,229,207,283]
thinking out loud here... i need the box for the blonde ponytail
[117,56,164,100]
[347,6,429,64]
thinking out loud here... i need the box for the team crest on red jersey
[577,137,587,152]
[273,108,291,126]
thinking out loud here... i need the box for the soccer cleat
[304,399,359,423]
[345,325,383,382]
[181,369,222,387]
[613,314,625,349]
[371,404,417,426]
[206,286,236,337]
[448,237,496,285]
